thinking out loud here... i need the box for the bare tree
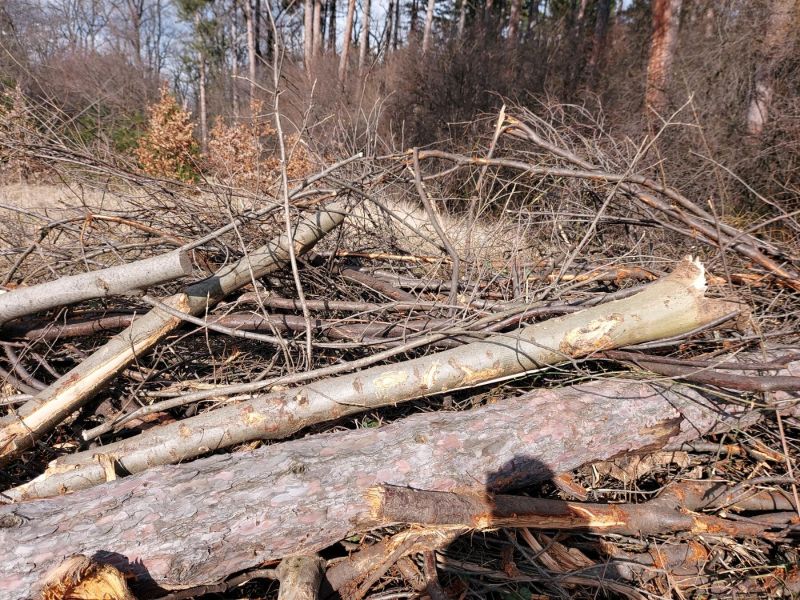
[230,4,240,118]
[457,0,467,38]
[338,0,356,80]
[358,0,371,72]
[384,0,394,55]
[587,0,611,87]
[745,0,797,137]
[241,0,257,105]
[507,0,522,44]
[422,0,435,52]
[645,0,683,115]
[327,0,337,52]
[393,0,400,49]
[312,0,323,59]
[304,0,313,69]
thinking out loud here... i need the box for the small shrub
[135,86,199,181]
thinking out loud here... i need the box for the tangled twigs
[412,114,800,291]
[0,204,346,465]
[504,116,800,289]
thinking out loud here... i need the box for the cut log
[12,257,739,498]
[0,250,193,326]
[0,205,346,465]
[1,367,797,597]
[276,555,325,600]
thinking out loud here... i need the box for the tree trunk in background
[393,0,400,49]
[358,0,371,72]
[338,0,356,80]
[231,8,240,119]
[242,0,257,106]
[254,0,261,58]
[457,0,467,38]
[507,0,522,43]
[328,0,337,52]
[645,0,683,115]
[745,0,797,137]
[312,0,323,59]
[587,0,610,87]
[194,13,208,152]
[422,0,435,52]
[410,0,419,34]
[304,0,313,70]
[527,0,540,36]
[385,0,395,55]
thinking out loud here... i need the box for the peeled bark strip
[1,370,797,597]
[0,249,192,326]
[12,257,739,498]
[0,206,345,465]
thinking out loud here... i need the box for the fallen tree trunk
[0,205,346,465]
[11,257,739,498]
[0,249,193,326]
[1,367,797,598]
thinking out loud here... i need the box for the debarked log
[12,257,741,498]
[1,370,798,598]
[0,205,346,465]
[0,249,193,326]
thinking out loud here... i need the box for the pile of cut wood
[1,109,799,600]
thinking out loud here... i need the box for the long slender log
[366,483,773,539]
[0,249,193,325]
[0,205,346,465]
[2,369,798,597]
[10,257,739,498]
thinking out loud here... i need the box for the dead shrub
[135,86,199,181]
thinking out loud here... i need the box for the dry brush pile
[0,103,799,600]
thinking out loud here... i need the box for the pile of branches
[1,106,799,600]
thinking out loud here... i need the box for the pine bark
[645,0,683,114]
[2,367,797,598]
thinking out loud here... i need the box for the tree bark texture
[422,0,435,53]
[2,368,798,598]
[304,0,314,70]
[338,0,356,80]
[241,0,258,105]
[357,0,370,72]
[745,0,797,136]
[0,206,345,465]
[587,0,610,86]
[645,0,683,114]
[312,0,323,60]
[0,250,191,326]
[7,258,739,499]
